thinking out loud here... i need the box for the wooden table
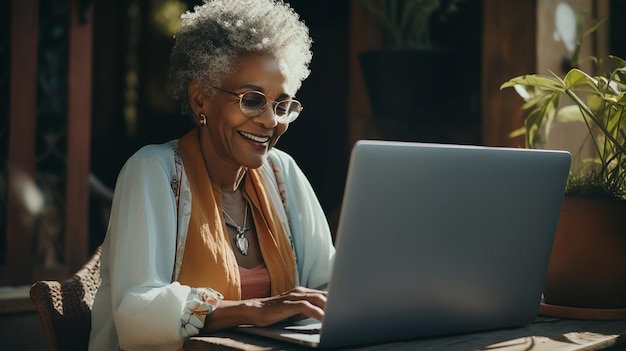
[183,317,626,351]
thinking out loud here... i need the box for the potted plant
[500,15,626,315]
[358,0,461,50]
[356,0,462,140]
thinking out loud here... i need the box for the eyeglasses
[211,86,303,123]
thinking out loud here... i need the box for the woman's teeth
[240,131,270,143]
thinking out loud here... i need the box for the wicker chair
[30,246,103,351]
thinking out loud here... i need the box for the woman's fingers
[280,287,327,310]
[281,297,325,320]
[254,287,328,326]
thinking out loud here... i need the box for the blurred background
[0,0,625,349]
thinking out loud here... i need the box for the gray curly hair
[170,0,313,117]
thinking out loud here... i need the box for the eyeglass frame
[210,85,303,124]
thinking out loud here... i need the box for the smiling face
[197,54,291,171]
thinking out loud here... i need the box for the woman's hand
[201,286,327,333]
[254,286,327,326]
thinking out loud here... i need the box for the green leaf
[554,105,584,123]
[509,126,525,138]
[587,93,604,111]
[521,93,549,110]
[609,55,626,69]
[501,75,563,92]
[524,100,556,148]
[564,69,597,89]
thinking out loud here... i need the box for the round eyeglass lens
[276,101,301,121]
[240,92,267,116]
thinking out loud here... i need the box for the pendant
[236,232,249,256]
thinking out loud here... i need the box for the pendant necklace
[222,202,254,255]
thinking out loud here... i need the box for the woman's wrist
[201,299,260,333]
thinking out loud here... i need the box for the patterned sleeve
[180,288,223,338]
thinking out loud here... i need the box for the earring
[198,113,207,126]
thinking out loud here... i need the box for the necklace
[222,202,254,255]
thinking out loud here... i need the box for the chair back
[30,246,102,351]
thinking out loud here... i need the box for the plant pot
[543,197,626,310]
[358,48,456,141]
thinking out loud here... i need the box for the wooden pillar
[481,0,537,147]
[4,0,39,285]
[348,0,374,146]
[66,0,93,272]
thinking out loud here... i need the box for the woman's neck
[198,130,247,193]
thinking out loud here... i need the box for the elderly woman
[88,1,335,350]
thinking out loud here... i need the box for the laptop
[239,140,571,348]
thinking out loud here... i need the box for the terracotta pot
[543,197,626,309]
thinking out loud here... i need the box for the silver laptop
[239,140,571,348]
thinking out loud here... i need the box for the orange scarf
[175,129,296,299]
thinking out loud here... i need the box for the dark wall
[277,1,350,229]
[610,0,626,59]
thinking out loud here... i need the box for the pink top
[239,263,271,299]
